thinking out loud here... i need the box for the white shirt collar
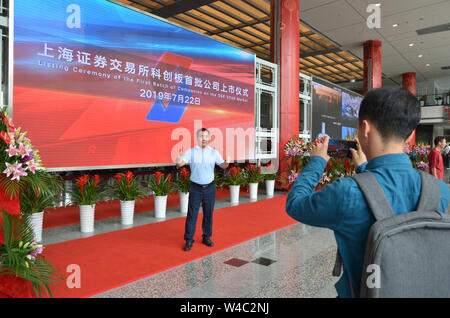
[195,145,211,150]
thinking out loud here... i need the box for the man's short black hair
[358,87,421,142]
[434,136,446,146]
[196,128,210,137]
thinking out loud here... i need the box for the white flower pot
[120,200,135,225]
[79,204,95,233]
[28,211,44,242]
[249,183,258,201]
[229,185,240,204]
[179,191,189,214]
[265,179,275,197]
[154,195,167,219]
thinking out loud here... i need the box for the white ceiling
[300,0,450,90]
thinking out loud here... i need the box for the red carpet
[43,195,294,298]
[44,188,231,229]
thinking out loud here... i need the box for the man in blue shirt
[286,88,450,298]
[176,128,229,251]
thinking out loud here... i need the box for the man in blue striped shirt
[286,88,450,298]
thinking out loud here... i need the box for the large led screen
[312,77,362,140]
[13,0,255,170]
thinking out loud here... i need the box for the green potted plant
[224,166,244,204]
[0,109,63,297]
[214,168,225,189]
[244,163,264,201]
[0,210,63,297]
[69,174,105,233]
[263,163,277,197]
[147,171,174,219]
[176,168,190,214]
[19,171,63,242]
[435,96,443,105]
[108,171,146,225]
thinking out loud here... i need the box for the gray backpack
[333,171,450,298]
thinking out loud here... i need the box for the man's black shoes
[183,242,193,251]
[184,239,214,251]
[202,238,214,247]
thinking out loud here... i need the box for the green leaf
[0,209,64,297]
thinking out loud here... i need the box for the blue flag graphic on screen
[146,82,192,123]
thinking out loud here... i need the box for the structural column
[271,0,300,178]
[402,72,416,96]
[402,72,417,145]
[363,40,382,94]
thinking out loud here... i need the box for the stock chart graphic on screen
[13,0,255,170]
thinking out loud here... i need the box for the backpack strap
[333,172,394,297]
[351,172,395,221]
[332,172,394,287]
[416,171,441,212]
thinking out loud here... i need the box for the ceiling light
[418,54,423,58]
[375,3,381,6]
[416,23,450,35]
[392,24,399,27]
[426,64,430,67]
[350,79,356,83]
[409,43,414,47]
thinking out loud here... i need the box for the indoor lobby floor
[42,171,450,299]
[42,190,340,298]
[92,220,339,298]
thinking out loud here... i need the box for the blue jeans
[184,182,216,244]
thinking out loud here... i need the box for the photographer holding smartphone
[286,87,450,298]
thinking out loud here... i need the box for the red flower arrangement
[224,166,244,186]
[108,171,146,202]
[147,171,173,196]
[315,157,355,191]
[263,163,277,180]
[177,167,190,193]
[245,163,263,184]
[70,174,104,205]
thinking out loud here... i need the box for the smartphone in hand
[327,139,357,158]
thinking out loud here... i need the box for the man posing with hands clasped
[286,88,449,298]
[176,128,230,251]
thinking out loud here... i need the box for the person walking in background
[444,143,450,169]
[176,128,229,251]
[429,136,446,181]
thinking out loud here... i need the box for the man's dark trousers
[184,182,216,244]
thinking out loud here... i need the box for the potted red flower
[146,171,174,219]
[177,168,190,214]
[108,171,146,225]
[69,174,104,232]
[263,163,277,197]
[245,164,263,201]
[224,166,244,204]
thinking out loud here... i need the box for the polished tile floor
[92,222,339,298]
[44,172,449,299]
[42,189,340,298]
